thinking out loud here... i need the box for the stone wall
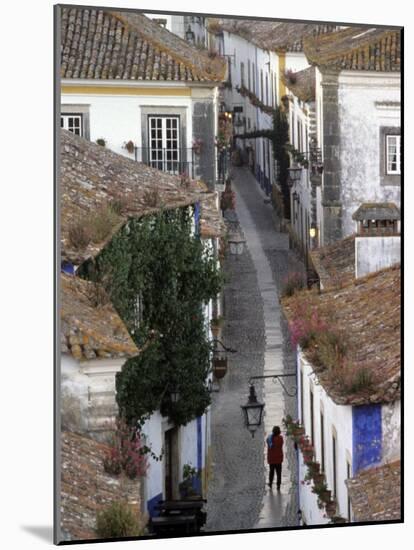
[321,70,342,245]
[192,90,216,188]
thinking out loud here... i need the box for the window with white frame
[386,134,401,174]
[148,116,180,174]
[61,114,83,136]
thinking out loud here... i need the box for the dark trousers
[269,463,282,487]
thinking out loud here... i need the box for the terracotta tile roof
[61,7,226,82]
[345,461,401,522]
[283,66,316,102]
[208,18,337,52]
[310,234,356,290]
[61,430,143,541]
[61,273,139,361]
[282,265,400,405]
[60,130,222,265]
[352,202,400,221]
[304,27,401,71]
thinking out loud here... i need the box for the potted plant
[212,356,228,379]
[124,140,135,154]
[96,138,106,147]
[210,316,224,337]
[179,463,201,499]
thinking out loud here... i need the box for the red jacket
[267,434,284,464]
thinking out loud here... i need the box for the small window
[240,62,245,88]
[248,59,251,91]
[61,114,83,136]
[386,135,401,174]
[332,432,338,498]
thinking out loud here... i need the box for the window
[265,74,269,105]
[332,432,338,498]
[248,60,251,91]
[148,116,180,174]
[61,105,90,139]
[240,62,245,88]
[61,114,83,136]
[252,63,256,94]
[320,410,325,472]
[386,135,401,174]
[380,126,401,185]
[260,70,264,102]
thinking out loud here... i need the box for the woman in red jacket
[266,426,284,490]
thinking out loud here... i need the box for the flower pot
[325,501,336,517]
[213,358,228,379]
[313,473,325,486]
[210,325,220,338]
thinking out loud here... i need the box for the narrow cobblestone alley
[205,167,305,532]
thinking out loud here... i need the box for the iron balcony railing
[134,147,195,178]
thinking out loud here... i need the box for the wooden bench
[150,514,198,535]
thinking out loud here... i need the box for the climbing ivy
[79,207,223,428]
[234,106,291,219]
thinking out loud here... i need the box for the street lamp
[309,223,318,240]
[185,25,195,43]
[170,387,180,403]
[241,384,265,437]
[228,233,246,258]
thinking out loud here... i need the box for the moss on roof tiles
[61,7,226,82]
[60,130,222,265]
[304,26,401,72]
[282,265,400,405]
[346,461,401,522]
[208,18,338,52]
[61,273,139,361]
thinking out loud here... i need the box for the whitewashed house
[303,26,401,246]
[205,20,338,199]
[60,129,223,518]
[59,6,226,189]
[283,222,401,525]
[282,66,318,257]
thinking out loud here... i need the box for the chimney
[353,203,400,278]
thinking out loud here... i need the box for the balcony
[134,147,195,178]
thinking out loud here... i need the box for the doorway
[164,427,179,500]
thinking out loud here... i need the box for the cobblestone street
[205,167,305,532]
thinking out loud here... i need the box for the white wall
[285,52,310,73]
[355,236,401,278]
[382,399,401,463]
[221,31,278,185]
[61,353,125,436]
[143,411,165,503]
[298,354,354,523]
[61,90,194,159]
[338,72,401,237]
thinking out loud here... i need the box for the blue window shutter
[194,202,200,237]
